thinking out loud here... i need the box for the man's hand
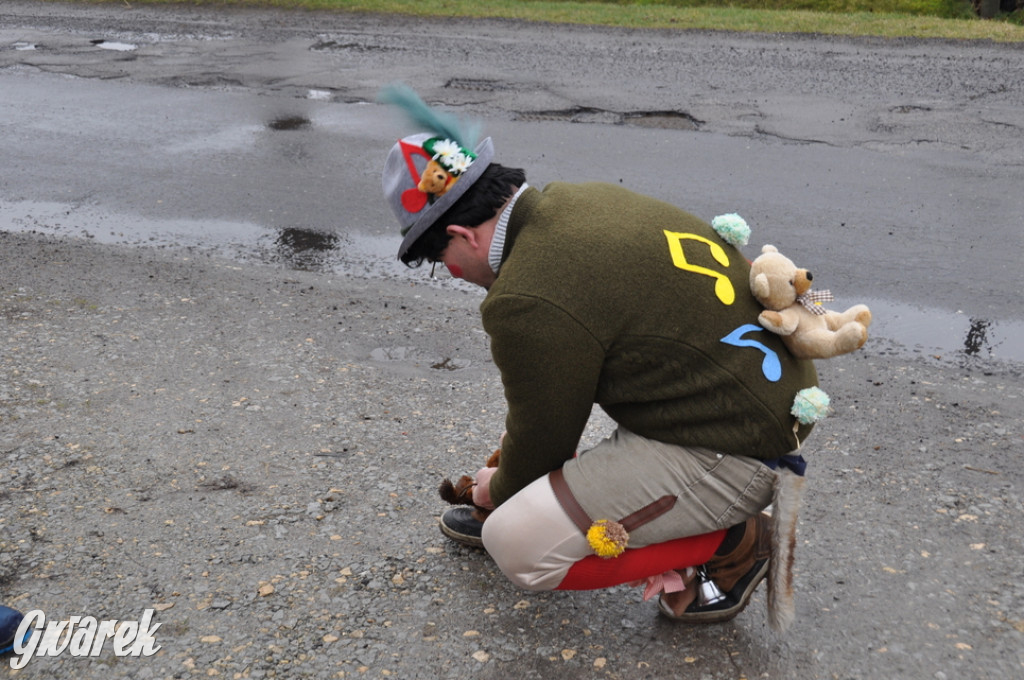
[471,466,497,510]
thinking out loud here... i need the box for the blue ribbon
[763,454,807,477]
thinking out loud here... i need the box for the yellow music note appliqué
[663,231,736,305]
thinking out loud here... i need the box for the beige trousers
[482,427,776,591]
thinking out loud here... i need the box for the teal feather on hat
[378,82,480,150]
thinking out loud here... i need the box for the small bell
[696,566,727,607]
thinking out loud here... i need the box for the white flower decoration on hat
[447,152,474,175]
[431,138,462,159]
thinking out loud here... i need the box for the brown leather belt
[549,467,678,535]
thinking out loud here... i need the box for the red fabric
[554,529,726,591]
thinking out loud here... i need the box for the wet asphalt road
[1,2,1024,679]
[3,2,1024,330]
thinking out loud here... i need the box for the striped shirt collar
[488,183,529,275]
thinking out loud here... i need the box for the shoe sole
[658,558,769,624]
[439,516,485,548]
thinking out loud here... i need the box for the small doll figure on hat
[749,244,872,360]
[416,137,478,198]
[378,83,495,258]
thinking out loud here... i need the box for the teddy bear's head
[749,244,814,311]
[417,159,454,196]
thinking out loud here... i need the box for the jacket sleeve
[482,293,606,507]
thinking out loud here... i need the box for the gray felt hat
[383,132,494,259]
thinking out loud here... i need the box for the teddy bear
[418,159,456,197]
[438,448,501,521]
[749,244,872,360]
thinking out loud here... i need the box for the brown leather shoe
[658,558,769,623]
[705,513,771,592]
[657,513,772,624]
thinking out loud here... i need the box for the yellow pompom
[586,519,629,559]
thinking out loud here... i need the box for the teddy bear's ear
[752,272,771,300]
[761,244,779,254]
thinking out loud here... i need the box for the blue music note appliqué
[721,324,782,382]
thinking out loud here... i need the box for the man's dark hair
[400,163,526,267]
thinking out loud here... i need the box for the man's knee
[482,506,570,592]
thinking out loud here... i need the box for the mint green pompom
[711,213,750,247]
[791,387,830,424]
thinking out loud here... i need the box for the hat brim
[396,137,494,260]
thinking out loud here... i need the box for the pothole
[269,228,339,272]
[268,116,311,131]
[444,78,511,92]
[158,74,244,89]
[517,106,622,125]
[623,110,702,130]
[516,106,702,130]
[310,39,396,53]
[891,105,933,114]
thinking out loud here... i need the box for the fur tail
[767,467,805,633]
[439,475,476,506]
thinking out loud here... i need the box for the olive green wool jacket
[483,183,817,507]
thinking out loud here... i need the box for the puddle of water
[853,297,1024,364]
[2,199,1019,365]
[0,200,432,286]
[91,40,138,52]
[164,124,263,155]
[0,200,257,248]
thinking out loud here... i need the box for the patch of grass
[562,0,960,14]
[75,0,1024,41]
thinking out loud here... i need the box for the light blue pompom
[791,387,830,424]
[711,213,751,247]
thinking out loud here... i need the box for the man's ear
[446,225,481,250]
